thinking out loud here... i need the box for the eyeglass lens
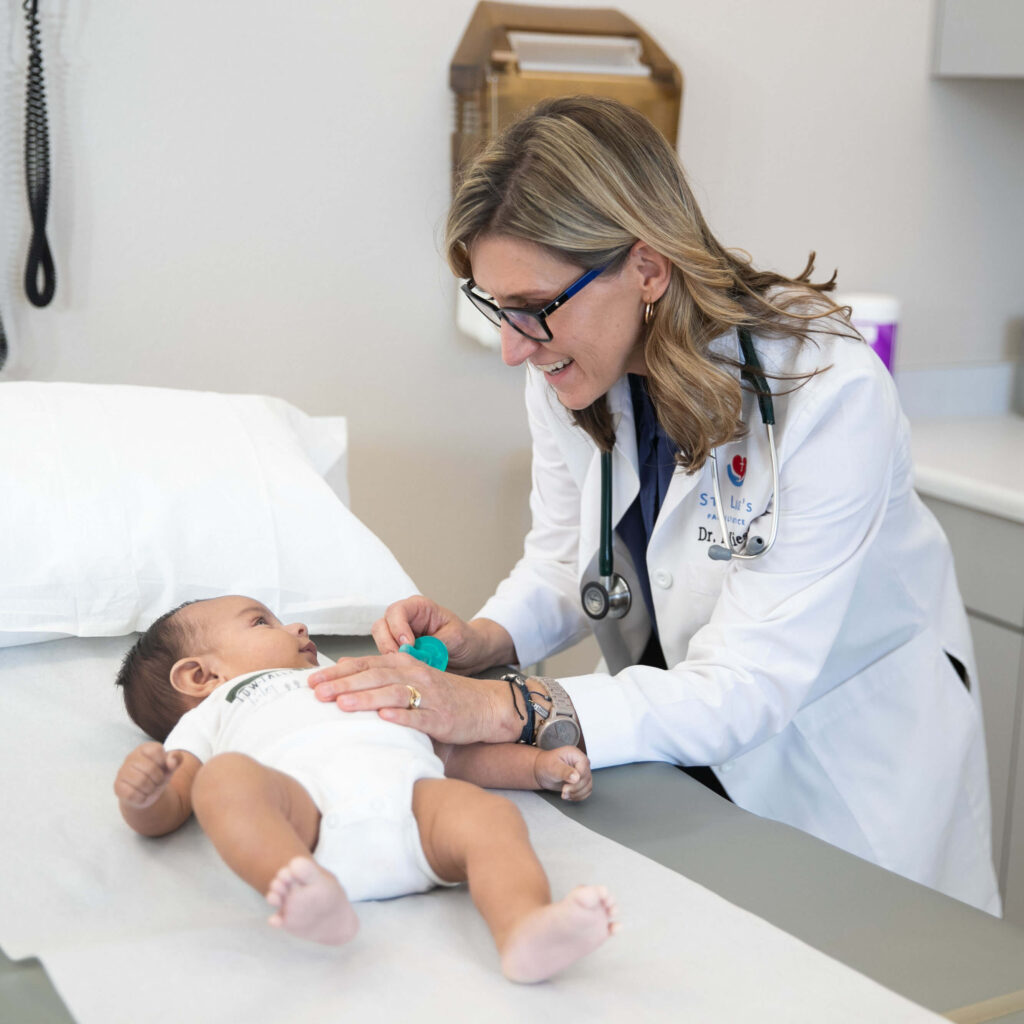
[466,291,547,341]
[502,310,548,341]
[465,291,501,325]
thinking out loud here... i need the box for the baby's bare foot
[501,885,617,983]
[266,856,359,945]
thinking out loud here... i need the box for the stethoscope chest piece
[581,573,631,620]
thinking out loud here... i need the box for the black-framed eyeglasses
[460,261,611,342]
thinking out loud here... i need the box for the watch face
[537,717,581,750]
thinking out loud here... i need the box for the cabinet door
[934,0,1024,77]
[1003,648,1024,926]
[921,496,1024,629]
[969,614,1024,899]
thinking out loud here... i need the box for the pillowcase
[0,382,417,647]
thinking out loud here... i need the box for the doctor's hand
[371,596,516,675]
[307,653,520,747]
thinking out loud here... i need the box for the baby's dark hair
[115,600,203,741]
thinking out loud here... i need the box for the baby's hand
[534,746,592,802]
[114,742,184,809]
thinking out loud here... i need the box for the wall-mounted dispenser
[450,1,683,347]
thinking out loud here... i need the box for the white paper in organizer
[0,635,943,1024]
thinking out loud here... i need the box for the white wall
[2,1,1022,674]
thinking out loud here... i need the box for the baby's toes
[570,884,606,910]
[266,871,295,906]
[286,856,321,885]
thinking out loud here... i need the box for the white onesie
[164,667,449,901]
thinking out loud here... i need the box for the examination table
[3,635,1023,1023]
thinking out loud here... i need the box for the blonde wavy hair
[446,95,853,470]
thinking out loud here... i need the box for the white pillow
[0,382,417,646]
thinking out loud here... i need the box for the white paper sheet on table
[0,636,943,1023]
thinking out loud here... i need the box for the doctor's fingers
[370,616,404,655]
[308,653,422,697]
[331,680,429,715]
[315,661,437,707]
[374,596,455,652]
[370,613,432,655]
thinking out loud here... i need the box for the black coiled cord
[23,0,55,308]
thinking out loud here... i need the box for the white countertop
[909,415,1024,524]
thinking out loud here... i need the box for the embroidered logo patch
[726,454,747,488]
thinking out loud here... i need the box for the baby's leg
[412,778,615,983]
[191,753,358,945]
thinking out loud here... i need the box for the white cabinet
[933,0,1024,77]
[921,495,1024,923]
[968,616,1023,892]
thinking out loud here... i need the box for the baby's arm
[114,742,202,836]
[440,742,592,801]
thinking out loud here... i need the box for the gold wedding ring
[405,685,422,710]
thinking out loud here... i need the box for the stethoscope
[580,328,780,621]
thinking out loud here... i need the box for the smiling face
[179,596,319,684]
[469,234,665,411]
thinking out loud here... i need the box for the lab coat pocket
[683,560,730,596]
[653,562,728,666]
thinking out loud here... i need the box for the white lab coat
[478,325,1000,913]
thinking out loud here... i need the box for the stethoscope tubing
[707,327,779,561]
[599,450,614,577]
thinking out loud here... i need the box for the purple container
[840,293,900,373]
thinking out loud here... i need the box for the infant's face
[184,596,319,679]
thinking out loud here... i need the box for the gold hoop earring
[643,302,655,325]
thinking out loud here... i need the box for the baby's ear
[170,657,219,698]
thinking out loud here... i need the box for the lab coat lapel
[650,458,703,546]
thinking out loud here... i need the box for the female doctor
[310,96,999,914]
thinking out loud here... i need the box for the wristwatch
[502,672,582,750]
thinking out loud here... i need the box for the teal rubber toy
[399,636,449,671]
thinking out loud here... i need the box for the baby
[113,595,615,983]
